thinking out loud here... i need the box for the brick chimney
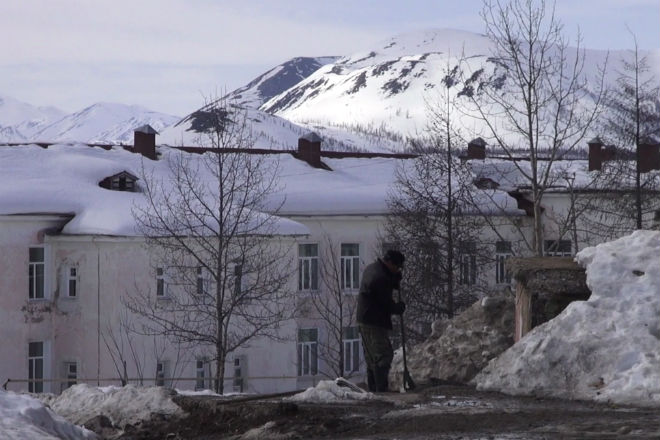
[134,124,158,160]
[588,137,604,171]
[467,137,486,160]
[639,139,660,173]
[298,132,323,168]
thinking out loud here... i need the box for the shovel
[397,287,416,391]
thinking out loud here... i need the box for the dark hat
[383,249,405,268]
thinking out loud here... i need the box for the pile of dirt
[390,292,514,389]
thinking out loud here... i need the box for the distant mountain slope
[261,28,659,147]
[32,103,179,144]
[159,104,403,152]
[0,95,66,141]
[225,56,339,108]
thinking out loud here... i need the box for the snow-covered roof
[0,144,310,236]
[470,157,657,193]
[0,143,531,236]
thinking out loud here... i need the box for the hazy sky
[1,0,658,116]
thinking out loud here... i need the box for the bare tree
[305,234,361,379]
[102,311,144,386]
[384,54,495,342]
[126,96,295,393]
[464,0,607,255]
[591,31,660,231]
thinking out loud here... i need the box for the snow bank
[40,384,185,429]
[286,380,374,403]
[0,389,96,439]
[474,230,660,407]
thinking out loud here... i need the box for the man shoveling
[357,250,407,392]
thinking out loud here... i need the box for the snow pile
[390,292,514,389]
[40,384,185,429]
[286,380,374,403]
[474,230,660,407]
[0,389,96,439]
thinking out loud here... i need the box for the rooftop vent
[466,138,486,160]
[134,124,158,160]
[297,132,331,170]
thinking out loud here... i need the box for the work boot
[367,368,376,392]
[374,365,390,392]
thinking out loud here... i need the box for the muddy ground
[111,385,660,440]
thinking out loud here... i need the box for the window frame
[458,242,477,286]
[495,241,513,285]
[233,262,244,296]
[298,243,319,291]
[28,341,44,393]
[297,328,319,376]
[28,246,46,300]
[340,243,360,293]
[233,355,246,392]
[155,360,168,386]
[195,358,209,390]
[66,266,78,298]
[156,267,167,298]
[544,239,572,257]
[62,361,78,391]
[343,326,361,374]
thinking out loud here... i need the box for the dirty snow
[286,379,374,403]
[390,291,514,390]
[0,388,96,439]
[474,230,660,407]
[39,384,185,429]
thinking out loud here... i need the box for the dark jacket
[356,259,404,330]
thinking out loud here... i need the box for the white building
[1,131,657,395]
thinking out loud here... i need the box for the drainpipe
[92,237,101,386]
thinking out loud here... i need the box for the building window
[544,239,572,257]
[62,362,77,391]
[29,247,45,300]
[67,267,78,297]
[233,356,246,392]
[233,263,243,296]
[156,267,165,297]
[195,358,208,390]
[495,241,512,284]
[297,328,318,376]
[109,173,136,192]
[28,342,44,393]
[343,326,361,374]
[298,244,319,291]
[196,266,205,296]
[155,361,168,386]
[459,241,477,286]
[340,244,360,291]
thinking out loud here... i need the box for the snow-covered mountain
[261,28,660,146]
[159,103,403,152]
[0,95,66,141]
[225,56,339,109]
[0,97,179,144]
[161,55,405,152]
[32,103,180,144]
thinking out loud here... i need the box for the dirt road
[116,385,660,439]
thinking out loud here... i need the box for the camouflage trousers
[359,324,393,370]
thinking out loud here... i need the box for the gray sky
[1,0,658,116]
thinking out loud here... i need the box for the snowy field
[475,230,660,407]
